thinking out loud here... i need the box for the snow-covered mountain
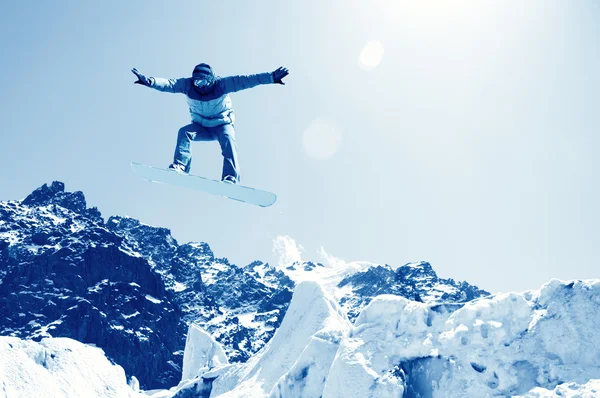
[2,279,599,397]
[0,181,489,392]
[276,259,487,321]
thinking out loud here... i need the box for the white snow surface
[180,323,229,383]
[209,281,351,397]
[5,276,599,398]
[278,260,378,301]
[276,259,462,307]
[323,278,600,397]
[0,336,141,398]
[166,278,600,397]
[516,379,600,397]
[146,324,232,398]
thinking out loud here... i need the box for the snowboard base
[130,162,276,207]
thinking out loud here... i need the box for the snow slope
[1,182,487,390]
[0,336,141,398]
[4,277,598,398]
[164,278,600,397]
[148,281,349,398]
[0,183,296,388]
[272,260,488,321]
[517,379,600,397]
[324,278,600,397]
[181,323,229,383]
[209,281,351,397]
[5,183,597,397]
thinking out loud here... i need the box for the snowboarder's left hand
[132,68,152,86]
[272,67,289,85]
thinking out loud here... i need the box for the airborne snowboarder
[131,64,289,184]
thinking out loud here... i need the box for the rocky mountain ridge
[0,181,489,389]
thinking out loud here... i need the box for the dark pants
[173,122,239,182]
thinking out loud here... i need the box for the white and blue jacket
[149,73,274,127]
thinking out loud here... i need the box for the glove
[272,67,289,85]
[132,68,152,86]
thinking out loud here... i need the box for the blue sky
[1,0,599,293]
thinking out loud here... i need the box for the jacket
[149,73,274,127]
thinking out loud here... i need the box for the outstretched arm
[131,68,188,94]
[218,66,289,94]
[218,73,273,94]
[150,77,188,94]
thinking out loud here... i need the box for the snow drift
[516,379,600,397]
[169,278,600,397]
[3,278,599,397]
[0,336,141,397]
[160,280,351,398]
[181,324,229,383]
[324,278,600,397]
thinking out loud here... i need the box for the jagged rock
[22,181,102,222]
[0,182,296,389]
[22,181,66,206]
[0,181,489,392]
[338,261,489,320]
[0,184,183,389]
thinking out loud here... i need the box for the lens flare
[359,40,385,70]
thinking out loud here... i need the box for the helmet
[192,63,214,78]
[192,63,216,94]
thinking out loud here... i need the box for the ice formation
[0,336,141,397]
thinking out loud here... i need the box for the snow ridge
[152,277,600,398]
[324,278,600,397]
[0,181,490,393]
[0,337,141,397]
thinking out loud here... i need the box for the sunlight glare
[359,40,385,70]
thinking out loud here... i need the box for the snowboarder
[131,64,289,184]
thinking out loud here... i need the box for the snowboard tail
[130,162,276,207]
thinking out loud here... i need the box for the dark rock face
[0,181,489,389]
[0,183,292,388]
[0,187,183,388]
[105,216,295,365]
[22,181,102,222]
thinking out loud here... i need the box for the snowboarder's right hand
[132,68,152,86]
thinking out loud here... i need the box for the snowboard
[130,162,277,207]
